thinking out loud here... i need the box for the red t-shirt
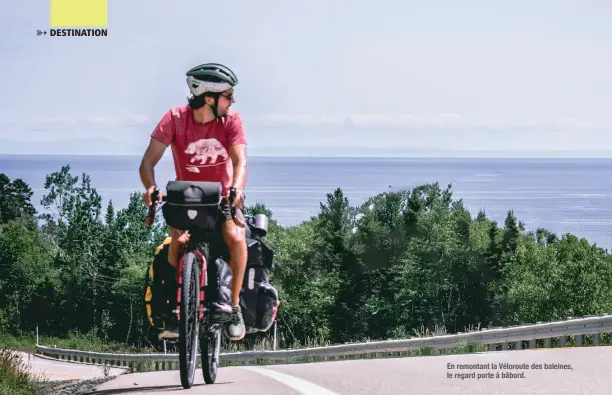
[150,105,247,196]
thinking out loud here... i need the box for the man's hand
[143,185,162,207]
[230,187,245,208]
[228,186,246,228]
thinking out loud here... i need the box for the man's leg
[220,207,248,341]
[158,227,189,340]
[168,227,190,270]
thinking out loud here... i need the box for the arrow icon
[36,30,42,36]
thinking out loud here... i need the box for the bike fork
[197,252,206,320]
[173,255,184,320]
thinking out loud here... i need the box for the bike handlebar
[144,187,246,228]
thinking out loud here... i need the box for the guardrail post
[529,339,536,348]
[576,335,583,346]
[543,338,551,348]
[594,333,600,346]
[514,341,522,350]
[559,336,566,347]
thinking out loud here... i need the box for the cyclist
[139,63,248,342]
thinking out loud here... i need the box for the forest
[1,164,612,354]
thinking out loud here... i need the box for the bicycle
[144,180,247,389]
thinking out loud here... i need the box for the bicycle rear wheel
[179,251,201,389]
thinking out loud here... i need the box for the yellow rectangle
[50,0,107,27]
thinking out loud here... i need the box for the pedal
[210,311,232,323]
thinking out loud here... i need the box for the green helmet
[186,63,238,97]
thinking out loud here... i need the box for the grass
[0,347,47,395]
[0,330,157,355]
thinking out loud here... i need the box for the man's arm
[229,144,247,190]
[141,108,176,192]
[139,137,168,190]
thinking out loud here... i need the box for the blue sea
[1,154,611,249]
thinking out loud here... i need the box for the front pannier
[162,181,222,230]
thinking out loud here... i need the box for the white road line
[244,367,340,395]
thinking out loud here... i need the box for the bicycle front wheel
[179,251,201,389]
[202,322,222,384]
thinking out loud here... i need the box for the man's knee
[222,221,246,250]
[171,227,190,244]
[168,228,188,268]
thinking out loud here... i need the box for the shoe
[158,323,179,340]
[224,305,246,341]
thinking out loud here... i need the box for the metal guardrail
[35,314,612,372]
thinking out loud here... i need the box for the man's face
[215,89,235,116]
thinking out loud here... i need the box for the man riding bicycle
[139,63,248,342]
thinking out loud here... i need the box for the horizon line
[2,152,612,159]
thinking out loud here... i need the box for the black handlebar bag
[162,181,222,231]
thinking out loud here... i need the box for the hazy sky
[1,0,611,156]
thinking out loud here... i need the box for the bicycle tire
[179,251,201,389]
[201,322,222,384]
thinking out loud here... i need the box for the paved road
[16,352,126,381]
[89,346,612,394]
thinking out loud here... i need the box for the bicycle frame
[175,229,224,322]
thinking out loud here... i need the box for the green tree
[0,174,37,227]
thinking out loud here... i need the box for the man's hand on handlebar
[229,187,245,209]
[144,185,163,207]
[229,187,246,228]
[144,186,163,226]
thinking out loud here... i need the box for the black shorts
[170,199,239,238]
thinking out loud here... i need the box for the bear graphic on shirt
[184,138,228,173]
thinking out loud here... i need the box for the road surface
[88,346,612,394]
[17,352,125,381]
